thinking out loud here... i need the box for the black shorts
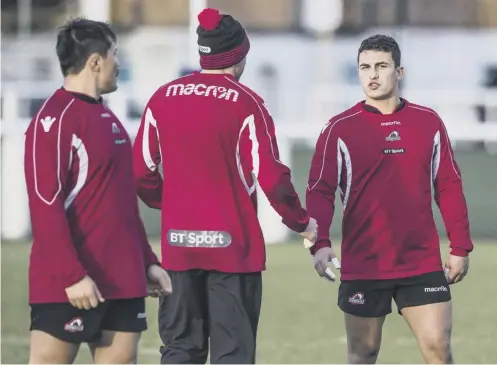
[30,297,147,343]
[338,271,451,317]
[158,270,262,364]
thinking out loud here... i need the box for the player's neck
[364,96,402,115]
[63,74,101,100]
[201,68,236,78]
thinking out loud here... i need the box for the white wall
[2,27,497,241]
[3,27,497,119]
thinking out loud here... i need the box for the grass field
[2,240,497,364]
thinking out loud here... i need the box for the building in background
[2,0,497,120]
[1,0,497,241]
[3,0,497,32]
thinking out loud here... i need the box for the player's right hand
[65,276,105,310]
[300,217,318,243]
[314,246,340,282]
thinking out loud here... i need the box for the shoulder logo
[40,116,56,132]
[112,122,121,134]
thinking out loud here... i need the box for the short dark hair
[56,18,116,77]
[358,34,401,67]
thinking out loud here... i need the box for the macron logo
[165,83,239,102]
[424,286,448,293]
[381,121,401,126]
[40,116,56,132]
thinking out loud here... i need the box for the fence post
[1,90,31,241]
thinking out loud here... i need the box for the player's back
[146,72,266,272]
[159,73,244,198]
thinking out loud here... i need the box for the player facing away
[23,18,172,364]
[306,35,473,364]
[133,8,317,364]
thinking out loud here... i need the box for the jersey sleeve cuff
[144,250,161,268]
[145,260,161,269]
[284,215,310,233]
[450,247,469,257]
[62,268,88,289]
[310,240,332,256]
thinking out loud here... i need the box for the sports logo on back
[167,230,232,248]
[165,83,239,102]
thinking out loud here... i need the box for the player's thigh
[401,301,452,353]
[29,302,106,363]
[344,313,386,360]
[338,280,391,356]
[207,271,262,364]
[29,330,80,364]
[89,298,147,364]
[395,272,452,350]
[159,270,210,364]
[89,331,142,364]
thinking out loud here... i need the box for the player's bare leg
[344,314,385,364]
[89,331,141,364]
[401,301,453,364]
[29,330,80,364]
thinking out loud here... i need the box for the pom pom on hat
[198,8,222,31]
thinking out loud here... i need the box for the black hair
[56,17,116,77]
[358,34,401,67]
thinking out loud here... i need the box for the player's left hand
[313,247,341,282]
[444,254,469,284]
[147,264,173,297]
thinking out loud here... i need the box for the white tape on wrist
[303,238,314,248]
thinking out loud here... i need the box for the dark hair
[358,34,401,67]
[56,17,116,76]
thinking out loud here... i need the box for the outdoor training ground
[2,240,496,364]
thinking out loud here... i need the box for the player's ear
[87,53,102,73]
[397,66,405,81]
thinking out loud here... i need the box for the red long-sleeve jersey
[24,88,159,304]
[306,99,473,280]
[133,72,309,272]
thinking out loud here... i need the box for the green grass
[2,240,497,364]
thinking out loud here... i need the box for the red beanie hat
[196,8,250,70]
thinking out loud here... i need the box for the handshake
[299,218,341,282]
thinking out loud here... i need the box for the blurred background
[1,1,497,364]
